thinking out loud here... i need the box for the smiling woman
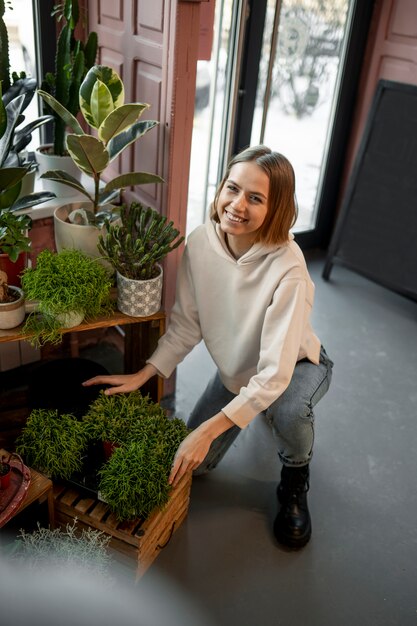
[83,144,334,550]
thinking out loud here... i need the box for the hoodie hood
[205,215,294,265]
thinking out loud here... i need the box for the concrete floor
[142,252,417,626]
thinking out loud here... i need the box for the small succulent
[98,202,184,280]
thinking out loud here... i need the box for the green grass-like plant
[98,413,190,521]
[16,389,190,522]
[15,409,89,479]
[82,389,166,444]
[21,248,114,346]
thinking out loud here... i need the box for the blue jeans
[187,346,334,471]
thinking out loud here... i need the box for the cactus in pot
[98,202,184,316]
[98,202,185,281]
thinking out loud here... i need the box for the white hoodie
[148,216,321,429]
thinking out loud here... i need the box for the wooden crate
[53,471,192,578]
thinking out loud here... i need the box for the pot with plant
[37,64,163,259]
[98,202,184,317]
[16,408,90,479]
[36,0,98,197]
[83,389,170,458]
[0,269,25,329]
[21,248,113,347]
[87,391,190,521]
[0,2,54,194]
[1,79,53,195]
[0,87,56,285]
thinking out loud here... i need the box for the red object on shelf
[0,453,31,528]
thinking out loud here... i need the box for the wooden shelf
[0,310,165,344]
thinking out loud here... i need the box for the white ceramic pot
[54,202,102,259]
[54,310,85,329]
[18,169,36,198]
[117,266,163,317]
[35,144,82,197]
[0,287,25,330]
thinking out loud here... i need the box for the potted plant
[0,2,54,193]
[21,248,114,347]
[83,389,169,455]
[0,87,56,285]
[1,82,53,193]
[0,269,25,329]
[36,0,98,196]
[98,202,184,317]
[15,408,89,479]
[93,395,190,521]
[37,64,163,258]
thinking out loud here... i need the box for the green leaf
[0,94,26,167]
[79,66,124,127]
[66,135,109,175]
[0,167,28,193]
[0,182,22,210]
[0,84,7,141]
[103,172,164,193]
[90,80,115,129]
[37,89,84,135]
[107,120,159,162]
[11,191,56,212]
[40,169,94,201]
[98,103,149,144]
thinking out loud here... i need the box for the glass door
[251,0,352,233]
[186,0,374,246]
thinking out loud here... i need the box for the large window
[186,0,374,248]
[3,0,38,150]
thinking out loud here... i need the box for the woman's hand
[169,426,213,487]
[169,412,236,487]
[82,363,159,396]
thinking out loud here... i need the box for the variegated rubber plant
[37,65,163,226]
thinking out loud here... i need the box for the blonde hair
[210,145,298,245]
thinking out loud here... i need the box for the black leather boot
[273,464,311,549]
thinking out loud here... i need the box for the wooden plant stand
[53,471,192,578]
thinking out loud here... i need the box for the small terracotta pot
[103,441,120,461]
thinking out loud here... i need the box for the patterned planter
[117,266,163,317]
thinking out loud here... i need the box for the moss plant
[21,248,113,346]
[16,409,89,479]
[98,414,190,521]
[82,389,167,444]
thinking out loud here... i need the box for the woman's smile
[224,210,247,223]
